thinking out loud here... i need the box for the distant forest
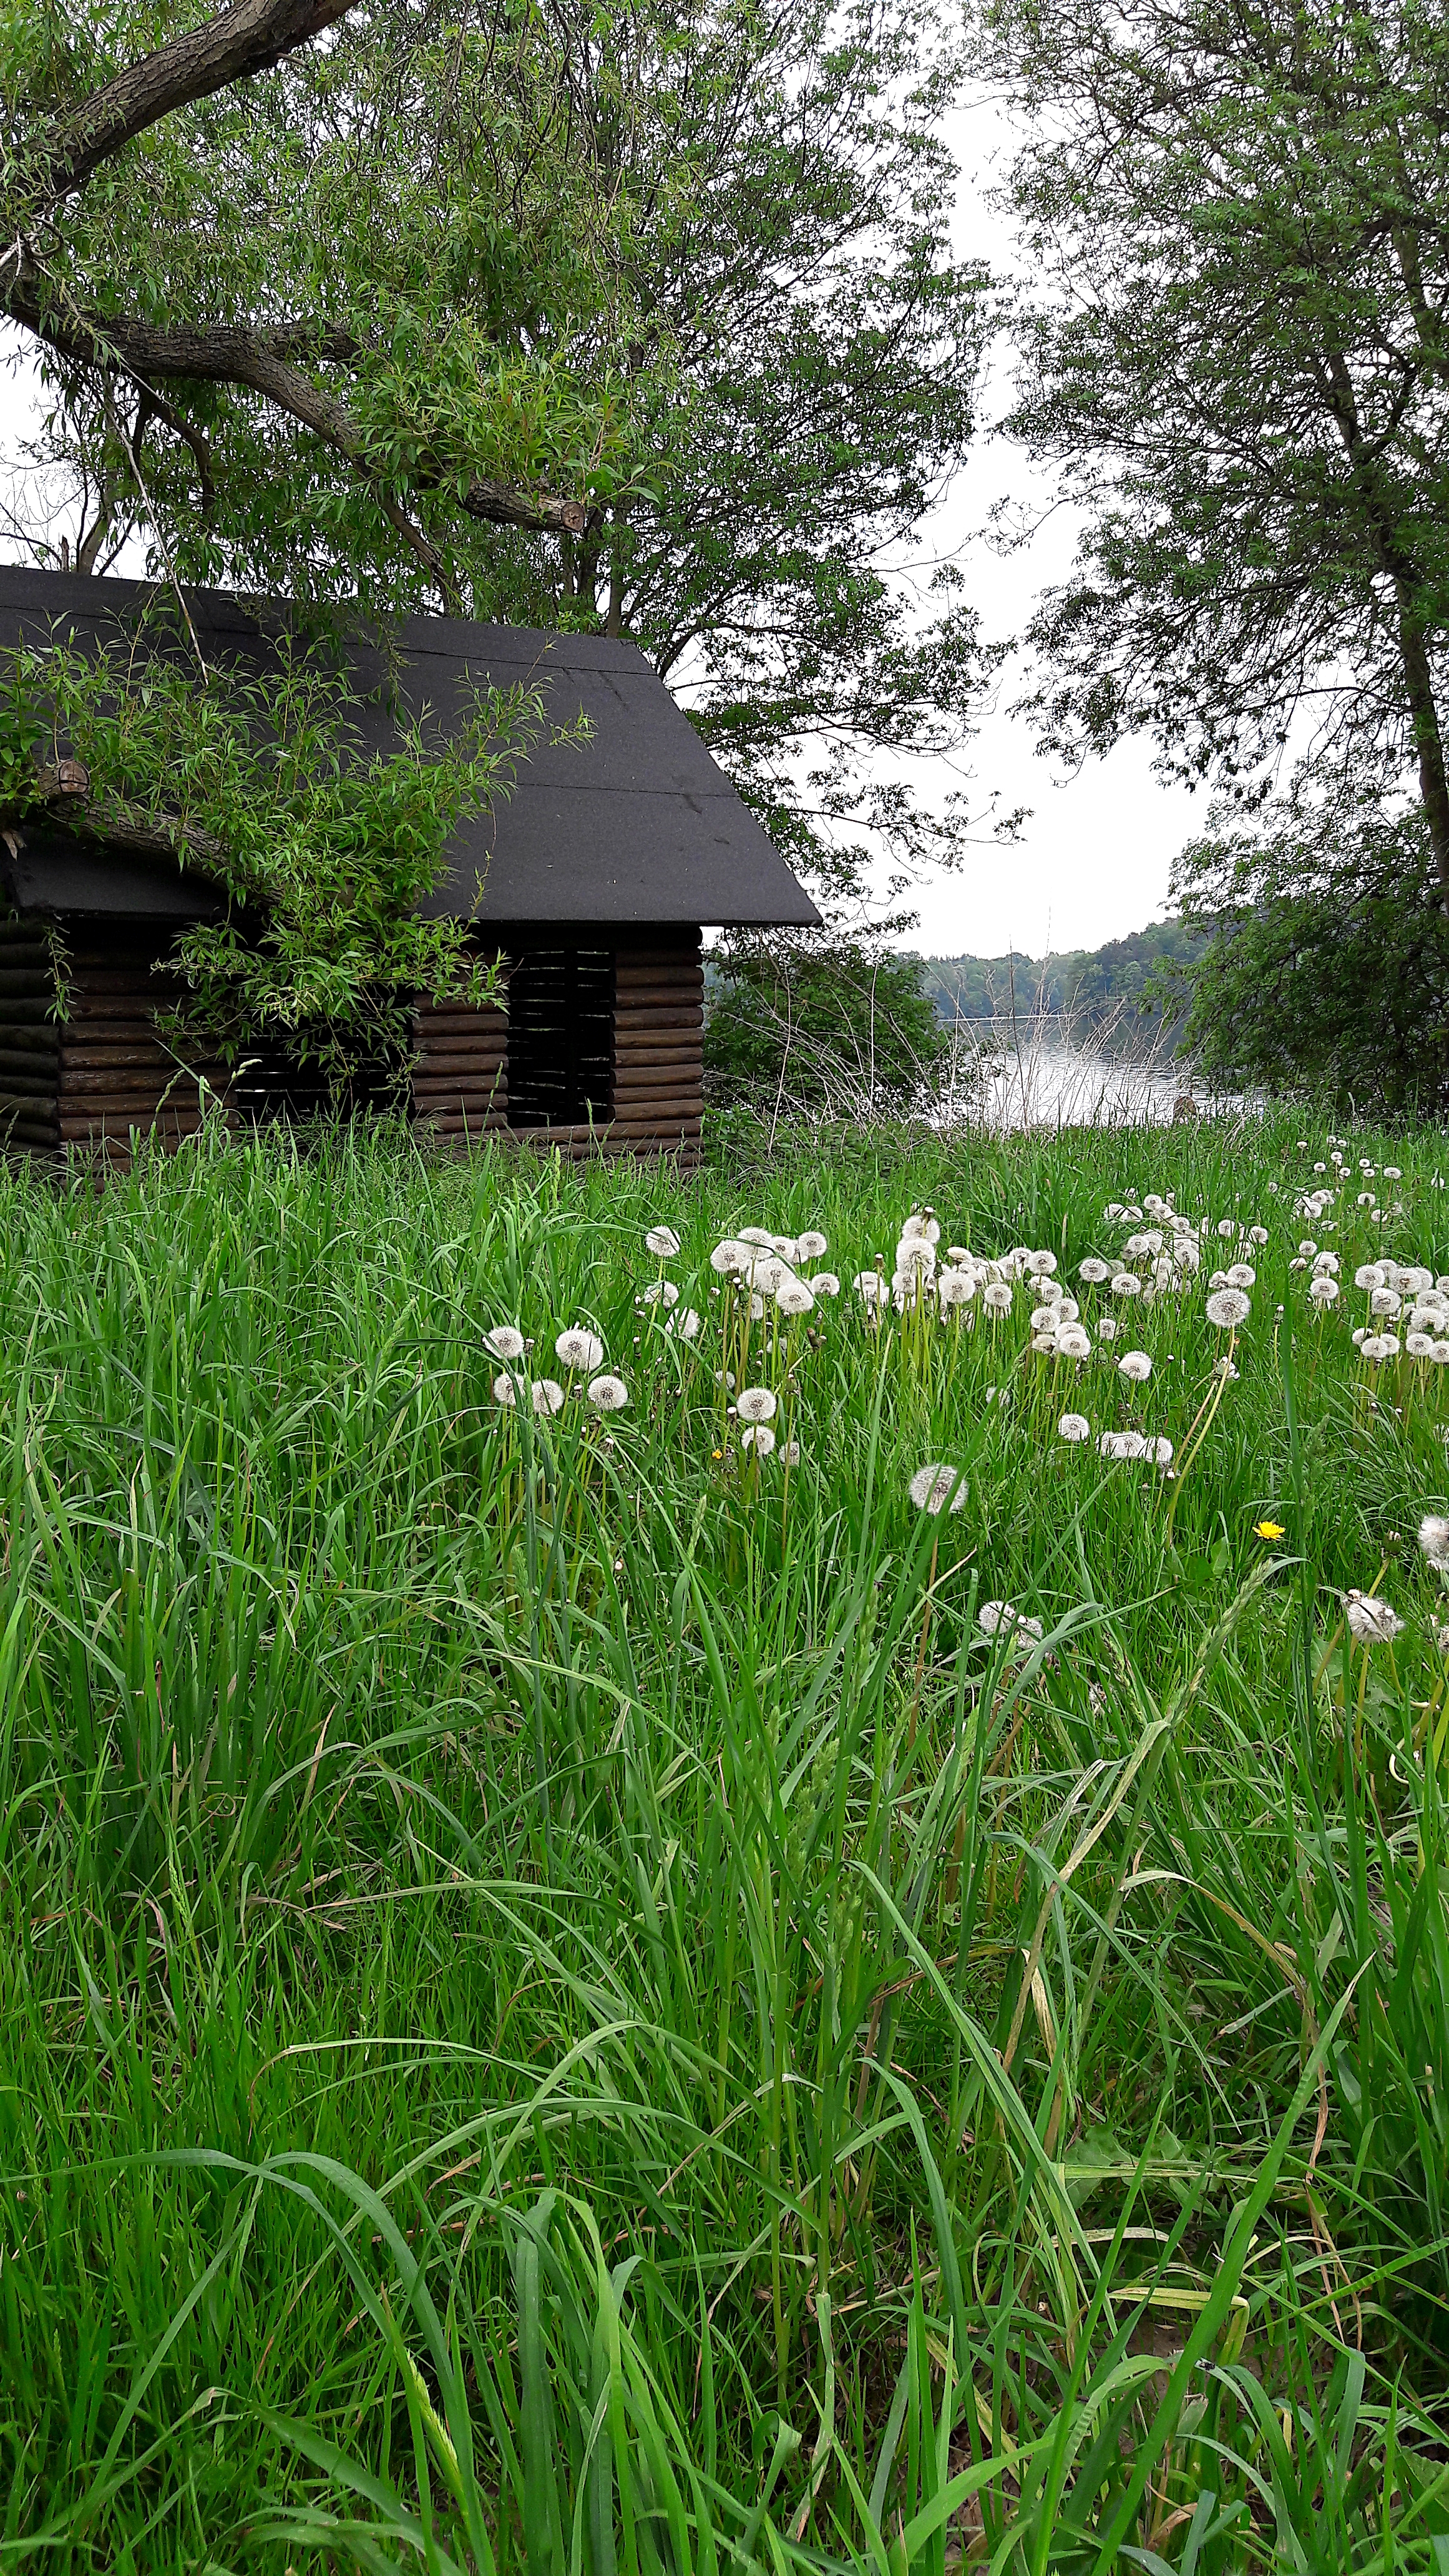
[915,918,1200,1054]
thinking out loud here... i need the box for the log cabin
[0,568,820,1168]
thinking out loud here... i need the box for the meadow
[1,1111,1447,2572]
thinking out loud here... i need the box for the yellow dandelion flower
[1254,1520,1286,1541]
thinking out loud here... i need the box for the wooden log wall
[408,982,509,1144]
[54,930,232,1159]
[608,932,703,1164]
[0,919,237,1163]
[0,913,61,1152]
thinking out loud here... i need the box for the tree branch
[4,263,592,534]
[34,0,359,206]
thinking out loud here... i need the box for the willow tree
[988,0,1449,891]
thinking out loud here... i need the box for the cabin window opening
[505,947,615,1128]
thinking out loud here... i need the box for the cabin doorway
[504,947,615,1129]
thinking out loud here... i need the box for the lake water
[932,1038,1227,1133]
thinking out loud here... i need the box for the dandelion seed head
[1118,1350,1152,1382]
[1057,1325,1091,1359]
[909,1461,967,1514]
[1225,1264,1256,1290]
[1058,1412,1091,1443]
[645,1224,681,1259]
[530,1378,565,1415]
[740,1423,776,1456]
[983,1281,1013,1312]
[978,1599,1043,1641]
[492,1372,517,1407]
[484,1325,526,1362]
[736,1386,778,1424]
[1344,1589,1402,1644]
[642,1279,680,1308]
[798,1230,829,1260]
[587,1373,630,1413]
[1206,1288,1251,1329]
[556,1327,605,1372]
[1418,1514,1449,1570]
[775,1279,815,1317]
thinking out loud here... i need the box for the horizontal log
[59,1112,208,1140]
[608,1015,701,1035]
[613,1039,700,1065]
[0,1065,59,1097]
[411,1044,508,1073]
[0,1025,62,1057]
[615,948,701,970]
[612,975,705,1000]
[0,1000,66,1028]
[0,972,55,1000]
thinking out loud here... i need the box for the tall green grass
[1,1115,1446,2570]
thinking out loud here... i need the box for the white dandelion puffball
[1032,1330,1060,1355]
[1344,1590,1402,1644]
[1407,1332,1435,1359]
[1079,1257,1111,1285]
[909,1462,967,1514]
[748,1292,766,1320]
[781,1438,802,1466]
[642,1279,680,1308]
[775,1278,815,1318]
[1206,1288,1251,1329]
[1309,1275,1340,1305]
[1025,1248,1058,1276]
[810,1271,841,1298]
[738,1226,774,1246]
[736,1386,778,1424]
[740,1423,777,1456]
[855,1270,884,1303]
[530,1378,565,1415]
[1110,1271,1141,1299]
[983,1281,1013,1313]
[710,1240,747,1274]
[1216,1218,1239,1239]
[1123,1231,1163,1261]
[1030,1304,1060,1333]
[1058,1412,1091,1443]
[901,1212,942,1245]
[484,1325,526,1362]
[1225,1264,1256,1290]
[645,1224,681,1259]
[897,1237,937,1276]
[557,1326,605,1372]
[937,1269,973,1308]
[492,1372,518,1407]
[978,1599,1044,1641]
[1149,1436,1174,1467]
[1369,1287,1402,1317]
[798,1230,829,1260]
[1384,1165,1403,1180]
[1118,1350,1152,1382]
[1056,1294,1080,1319]
[1057,1325,1092,1360]
[1098,1428,1149,1461]
[1361,1334,1400,1364]
[668,1307,703,1341]
[1098,1314,1119,1340]
[770,1235,799,1263]
[1354,1263,1386,1292]
[587,1373,630,1413]
[1418,1515,1449,1572]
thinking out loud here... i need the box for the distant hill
[915,919,1201,1054]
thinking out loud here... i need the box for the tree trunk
[1393,577,1449,901]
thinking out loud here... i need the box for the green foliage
[0,613,571,1068]
[703,933,950,1112]
[987,0,1449,879]
[1,1117,1448,2561]
[918,918,1199,1053]
[1172,789,1449,1114]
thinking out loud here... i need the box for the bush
[1173,786,1449,1114]
[703,931,949,1115]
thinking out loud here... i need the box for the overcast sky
[0,95,1201,963]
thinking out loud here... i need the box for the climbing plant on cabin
[0,615,583,1078]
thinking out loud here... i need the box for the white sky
[0,92,1200,961]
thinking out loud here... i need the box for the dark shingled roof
[0,567,821,930]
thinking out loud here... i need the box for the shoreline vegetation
[3,1109,1447,2565]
